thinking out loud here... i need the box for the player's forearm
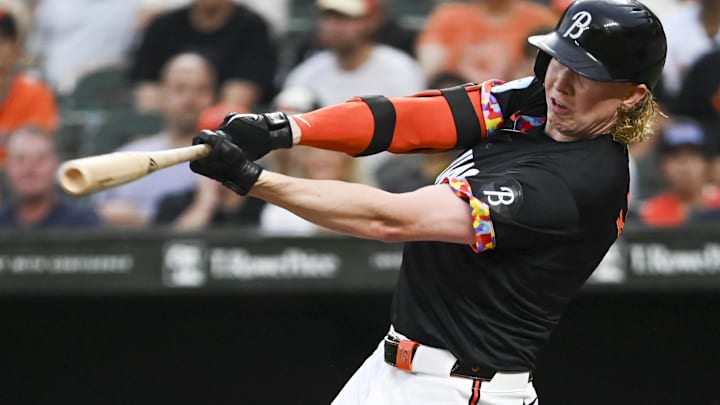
[250,170,406,241]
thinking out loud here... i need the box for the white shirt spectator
[27,0,140,94]
[284,45,425,107]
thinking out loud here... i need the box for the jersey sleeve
[293,80,507,156]
[443,166,580,252]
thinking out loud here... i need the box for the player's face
[543,58,645,142]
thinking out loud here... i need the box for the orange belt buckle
[395,339,419,372]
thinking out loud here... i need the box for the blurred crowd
[0,0,718,234]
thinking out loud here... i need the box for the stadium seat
[81,110,163,156]
[68,64,133,111]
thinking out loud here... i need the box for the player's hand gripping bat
[56,144,212,196]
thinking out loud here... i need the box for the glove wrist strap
[263,112,293,149]
[225,164,263,196]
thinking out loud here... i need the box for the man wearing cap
[0,0,58,166]
[189,0,667,403]
[292,0,418,64]
[639,118,720,227]
[282,0,424,107]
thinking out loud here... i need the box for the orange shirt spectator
[417,0,557,82]
[0,1,59,166]
[0,73,58,132]
[0,73,58,164]
[640,187,720,227]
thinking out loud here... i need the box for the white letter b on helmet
[562,11,593,40]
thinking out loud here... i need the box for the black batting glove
[189,130,263,196]
[216,112,293,161]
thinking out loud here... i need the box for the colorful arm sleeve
[443,177,496,253]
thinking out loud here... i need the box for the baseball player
[189,0,667,403]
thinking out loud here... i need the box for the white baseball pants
[331,335,538,405]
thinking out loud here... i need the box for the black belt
[383,336,498,380]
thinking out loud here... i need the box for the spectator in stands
[416,0,557,83]
[293,0,418,65]
[283,0,425,107]
[671,48,720,124]
[639,118,720,227]
[26,0,139,95]
[130,0,277,112]
[0,127,101,228]
[0,0,58,166]
[660,0,720,99]
[137,0,290,39]
[95,53,215,227]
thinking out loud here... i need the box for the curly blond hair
[610,89,664,145]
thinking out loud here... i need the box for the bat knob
[57,164,91,196]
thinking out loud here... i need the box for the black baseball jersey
[390,77,629,372]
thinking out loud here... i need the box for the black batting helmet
[528,0,667,90]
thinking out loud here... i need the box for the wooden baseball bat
[57,144,212,196]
